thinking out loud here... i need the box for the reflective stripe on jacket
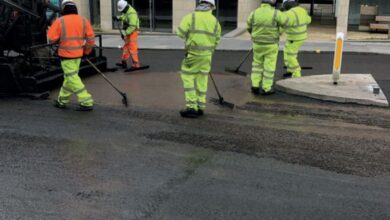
[176,10,221,56]
[120,6,140,35]
[247,4,289,44]
[284,6,311,41]
[48,14,95,58]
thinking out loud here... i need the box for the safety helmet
[283,0,298,4]
[282,0,298,11]
[262,0,277,5]
[117,0,128,12]
[199,0,216,7]
[61,0,76,10]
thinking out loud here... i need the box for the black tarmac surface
[105,49,390,99]
[0,49,389,219]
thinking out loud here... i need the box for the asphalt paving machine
[0,0,107,97]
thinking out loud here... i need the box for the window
[89,0,101,26]
[215,0,238,33]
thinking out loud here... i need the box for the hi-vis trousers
[58,58,93,107]
[251,43,279,92]
[122,31,140,67]
[180,54,212,111]
[284,40,305,78]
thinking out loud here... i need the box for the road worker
[114,0,141,69]
[247,0,289,95]
[176,0,221,118]
[282,0,311,78]
[48,0,95,111]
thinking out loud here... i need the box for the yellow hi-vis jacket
[120,6,140,35]
[176,10,221,56]
[284,6,312,41]
[247,4,289,44]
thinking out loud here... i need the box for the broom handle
[86,59,122,95]
[236,49,253,70]
[119,25,133,59]
[209,72,222,99]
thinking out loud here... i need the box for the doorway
[215,0,238,33]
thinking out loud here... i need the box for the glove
[112,16,120,21]
[122,23,129,30]
[83,49,92,57]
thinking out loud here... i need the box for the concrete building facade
[66,0,388,39]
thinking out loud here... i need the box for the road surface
[0,50,389,219]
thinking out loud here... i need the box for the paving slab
[276,74,389,107]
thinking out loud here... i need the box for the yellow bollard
[332,32,344,85]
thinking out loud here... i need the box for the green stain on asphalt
[68,140,92,160]
[184,148,213,176]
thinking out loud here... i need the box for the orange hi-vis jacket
[48,14,95,58]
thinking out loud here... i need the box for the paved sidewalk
[276,74,389,107]
[101,34,390,54]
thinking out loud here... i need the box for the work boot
[261,89,275,96]
[116,61,127,69]
[75,105,93,112]
[131,62,141,69]
[180,108,199,118]
[251,87,260,95]
[197,109,204,116]
[53,100,66,109]
[283,72,293,78]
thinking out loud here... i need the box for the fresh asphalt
[104,49,390,99]
[0,49,389,219]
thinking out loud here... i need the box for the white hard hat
[61,0,76,10]
[117,0,128,12]
[199,0,215,7]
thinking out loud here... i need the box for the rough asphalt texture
[0,50,390,219]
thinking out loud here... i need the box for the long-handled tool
[283,66,313,70]
[118,26,149,72]
[209,72,235,109]
[85,58,129,107]
[225,49,252,76]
